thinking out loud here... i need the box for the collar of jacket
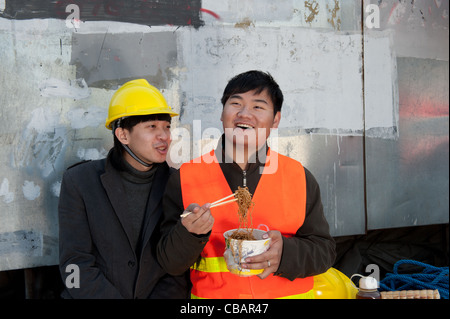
[212,134,268,196]
[215,134,268,171]
[101,149,170,255]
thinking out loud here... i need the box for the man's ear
[272,111,281,129]
[114,127,130,145]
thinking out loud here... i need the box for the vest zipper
[242,170,247,187]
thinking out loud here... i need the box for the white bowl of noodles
[223,228,271,276]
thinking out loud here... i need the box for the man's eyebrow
[253,98,269,105]
[229,94,269,105]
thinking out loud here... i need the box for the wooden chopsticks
[210,193,237,208]
[180,193,237,218]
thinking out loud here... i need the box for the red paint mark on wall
[200,8,221,20]
[400,98,449,119]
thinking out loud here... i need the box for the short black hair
[117,113,171,131]
[221,70,283,115]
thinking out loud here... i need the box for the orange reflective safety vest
[179,148,314,299]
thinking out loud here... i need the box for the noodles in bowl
[223,187,271,276]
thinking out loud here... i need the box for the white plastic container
[223,228,271,276]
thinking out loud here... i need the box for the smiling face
[220,89,281,157]
[115,119,172,171]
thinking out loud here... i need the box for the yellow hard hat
[105,79,178,129]
[313,267,358,299]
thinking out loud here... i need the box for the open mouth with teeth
[155,144,169,153]
[236,123,254,130]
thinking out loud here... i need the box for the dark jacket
[58,151,189,299]
[157,138,336,281]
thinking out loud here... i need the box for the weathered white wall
[0,0,448,271]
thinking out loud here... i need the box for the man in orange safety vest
[157,70,336,299]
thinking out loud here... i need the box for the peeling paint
[0,230,42,257]
[66,107,106,129]
[77,147,108,161]
[22,180,40,201]
[327,0,341,30]
[304,0,320,24]
[13,107,66,178]
[39,78,90,100]
[51,181,61,197]
[26,108,60,134]
[234,17,254,29]
[0,178,14,204]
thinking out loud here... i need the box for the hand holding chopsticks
[180,193,237,218]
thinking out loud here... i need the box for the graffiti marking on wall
[0,0,205,28]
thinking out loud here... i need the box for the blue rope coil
[379,260,449,299]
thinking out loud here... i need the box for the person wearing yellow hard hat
[58,79,189,298]
[105,79,179,168]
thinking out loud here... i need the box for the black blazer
[58,153,189,299]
